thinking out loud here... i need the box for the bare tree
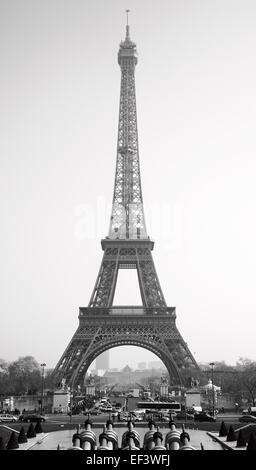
[235,358,256,406]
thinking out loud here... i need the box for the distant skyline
[1,0,256,370]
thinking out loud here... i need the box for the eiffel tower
[53,16,200,388]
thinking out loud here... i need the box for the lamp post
[40,363,46,415]
[184,392,187,424]
[209,362,215,417]
[69,387,73,424]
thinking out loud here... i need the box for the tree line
[0,356,255,405]
[0,356,54,395]
[199,358,256,406]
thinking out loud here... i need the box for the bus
[137,401,181,415]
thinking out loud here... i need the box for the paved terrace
[2,417,256,451]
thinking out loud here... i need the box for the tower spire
[125,9,130,41]
[126,9,130,25]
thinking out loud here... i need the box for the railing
[79,307,176,317]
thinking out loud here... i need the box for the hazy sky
[1,0,256,371]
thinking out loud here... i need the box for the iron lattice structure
[109,25,147,240]
[53,22,201,388]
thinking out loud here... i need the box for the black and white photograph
[0,0,256,461]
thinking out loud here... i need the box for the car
[121,412,130,421]
[19,414,46,423]
[121,416,128,421]
[129,412,143,421]
[101,406,113,413]
[242,408,256,417]
[88,408,101,415]
[161,415,171,422]
[120,412,142,421]
[249,407,256,417]
[99,401,111,408]
[67,409,82,416]
[176,412,194,420]
[186,407,195,414]
[239,415,256,423]
[0,414,18,423]
[112,403,122,410]
[194,412,216,422]
[133,416,143,421]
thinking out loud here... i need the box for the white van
[249,407,256,416]
[192,406,202,414]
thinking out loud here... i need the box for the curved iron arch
[70,338,183,388]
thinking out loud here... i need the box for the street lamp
[40,363,46,415]
[209,362,215,417]
[184,392,187,424]
[69,387,73,424]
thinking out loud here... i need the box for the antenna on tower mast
[126,9,130,26]
[125,9,131,41]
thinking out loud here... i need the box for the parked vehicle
[137,401,181,414]
[133,415,143,421]
[145,411,177,421]
[19,414,46,423]
[87,408,101,415]
[176,411,194,420]
[0,414,18,423]
[161,414,171,422]
[239,415,256,423]
[194,412,216,422]
[121,412,129,421]
[67,409,82,416]
[100,406,113,413]
[113,403,122,412]
[128,410,143,421]
[192,406,202,414]
[242,407,256,417]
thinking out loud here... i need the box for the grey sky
[1,0,256,370]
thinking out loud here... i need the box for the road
[0,412,245,447]
[45,411,242,427]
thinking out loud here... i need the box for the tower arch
[70,339,183,388]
